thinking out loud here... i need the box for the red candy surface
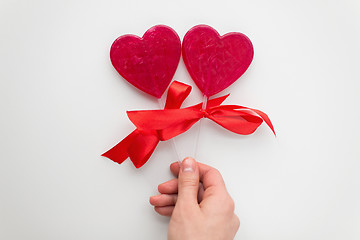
[182,25,254,97]
[110,25,181,98]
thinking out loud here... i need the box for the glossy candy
[182,25,254,97]
[110,25,181,98]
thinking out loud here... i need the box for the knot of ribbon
[102,81,275,168]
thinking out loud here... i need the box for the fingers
[170,161,180,176]
[152,158,227,217]
[154,206,174,216]
[177,157,200,208]
[197,182,205,203]
[171,160,226,191]
[150,193,177,217]
[150,194,177,207]
[158,178,178,194]
[152,177,204,209]
[233,214,240,230]
[200,167,226,191]
[171,158,228,212]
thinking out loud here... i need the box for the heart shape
[182,25,254,97]
[110,25,181,98]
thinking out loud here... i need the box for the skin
[150,157,240,240]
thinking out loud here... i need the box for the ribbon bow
[102,81,275,168]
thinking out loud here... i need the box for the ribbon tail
[251,109,276,136]
[188,94,230,110]
[207,94,230,108]
[102,129,139,165]
[127,130,160,168]
[102,129,160,168]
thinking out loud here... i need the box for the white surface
[1,0,359,239]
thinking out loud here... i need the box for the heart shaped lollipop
[110,25,181,98]
[182,25,254,97]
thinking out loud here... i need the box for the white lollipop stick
[157,98,182,164]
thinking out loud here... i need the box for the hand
[150,157,240,240]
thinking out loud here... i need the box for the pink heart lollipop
[110,25,181,98]
[182,25,254,97]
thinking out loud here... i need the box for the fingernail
[182,157,195,172]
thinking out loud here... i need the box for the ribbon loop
[165,81,192,109]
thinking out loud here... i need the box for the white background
[1,0,359,239]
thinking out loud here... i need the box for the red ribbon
[102,81,275,168]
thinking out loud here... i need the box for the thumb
[177,157,200,206]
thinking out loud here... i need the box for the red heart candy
[182,25,254,97]
[110,25,181,98]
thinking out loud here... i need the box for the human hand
[149,157,240,240]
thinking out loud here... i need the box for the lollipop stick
[193,95,208,159]
[157,98,182,164]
